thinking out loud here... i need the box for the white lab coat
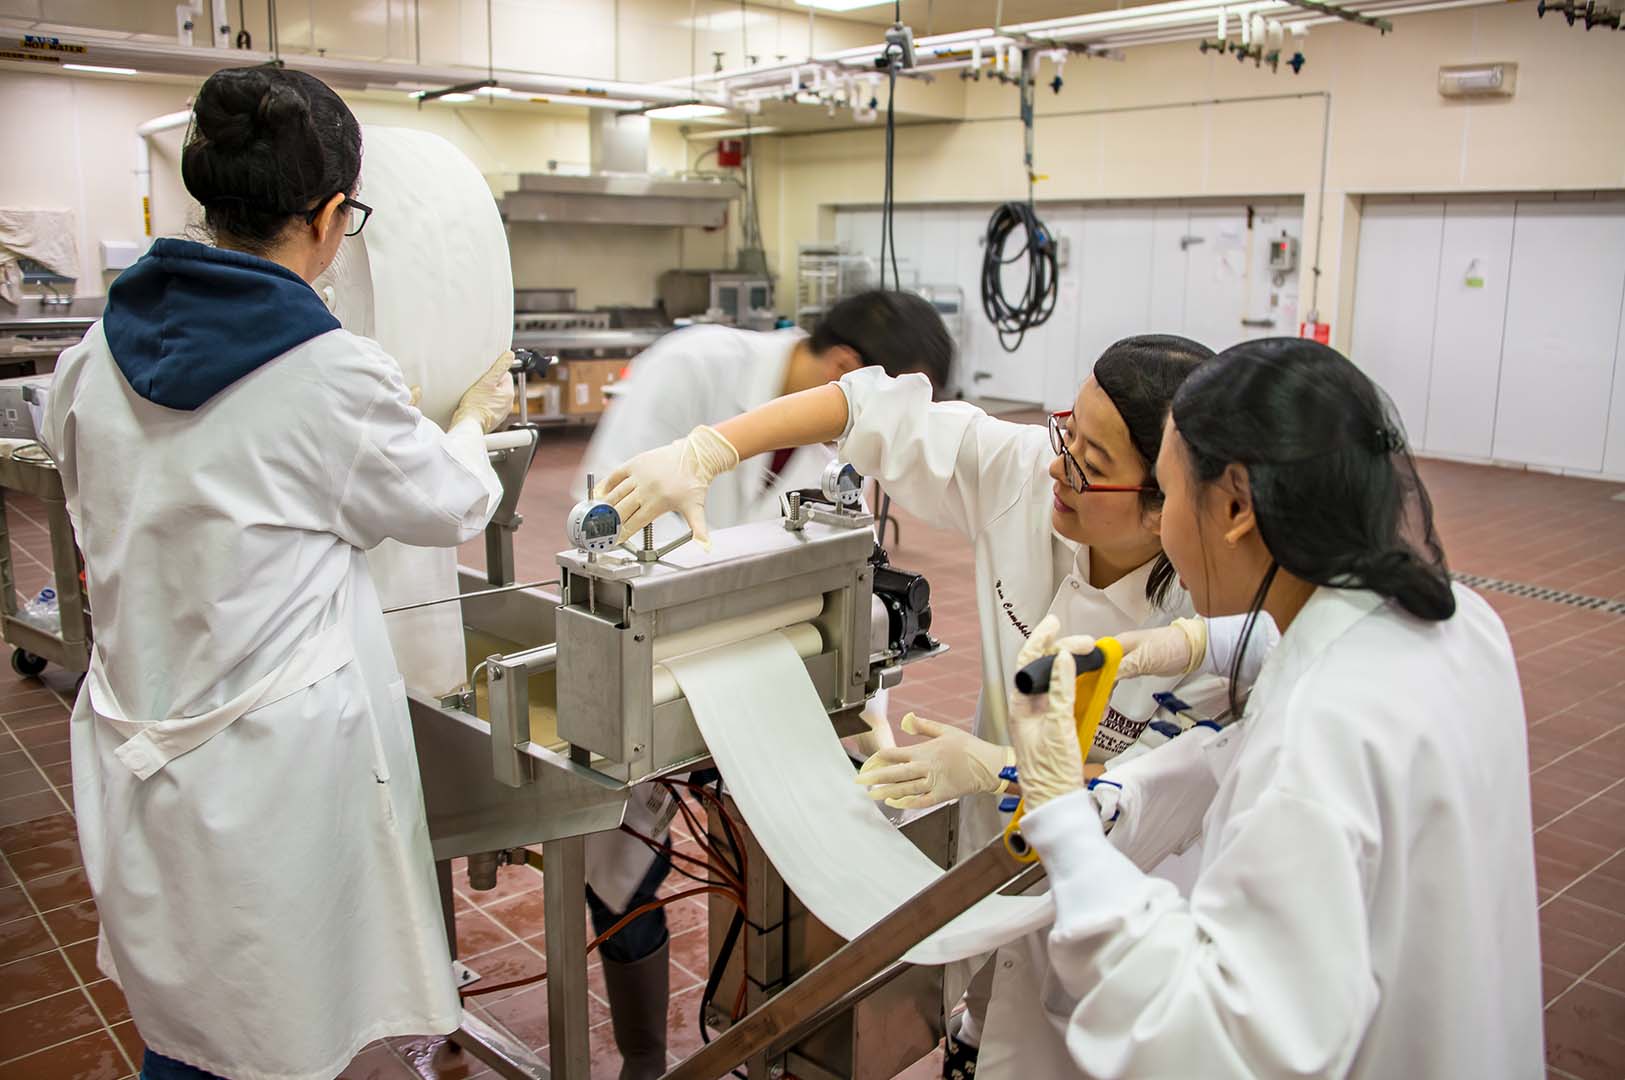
[833,368,1231,1066]
[578,324,832,540]
[977,616,1276,1078]
[1020,584,1544,1079]
[577,324,835,910]
[836,367,1229,848]
[43,324,502,1080]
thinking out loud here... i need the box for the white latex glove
[1052,618,1209,681]
[452,351,516,433]
[853,713,1015,810]
[1007,614,1096,810]
[602,425,740,547]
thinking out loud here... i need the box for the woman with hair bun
[1005,338,1544,1079]
[42,66,516,1080]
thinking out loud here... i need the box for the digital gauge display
[567,500,622,553]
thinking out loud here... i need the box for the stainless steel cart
[0,450,90,678]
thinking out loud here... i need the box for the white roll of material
[664,633,1053,966]
[315,126,514,698]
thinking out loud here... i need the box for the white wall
[1349,194,1625,481]
[0,67,739,306]
[765,2,1625,358]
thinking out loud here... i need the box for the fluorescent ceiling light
[438,92,476,103]
[63,63,137,75]
[687,126,779,140]
[645,103,729,120]
[794,0,894,10]
[476,85,515,97]
[534,94,649,110]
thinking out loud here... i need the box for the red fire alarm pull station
[717,139,744,168]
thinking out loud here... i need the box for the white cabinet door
[1492,200,1625,472]
[917,208,967,395]
[1071,205,1156,405]
[957,206,1047,404]
[1348,201,1445,445]
[1149,206,1190,335]
[1604,259,1625,478]
[1422,201,1516,460]
[1180,207,1254,353]
[1027,206,1086,411]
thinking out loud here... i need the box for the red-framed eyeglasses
[1049,411,1158,495]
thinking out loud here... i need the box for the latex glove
[854,713,1015,810]
[602,425,740,547]
[408,385,423,409]
[1007,614,1095,810]
[451,351,516,433]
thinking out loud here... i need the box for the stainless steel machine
[413,465,958,1079]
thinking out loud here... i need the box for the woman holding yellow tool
[600,335,1232,1075]
[1006,338,1543,1079]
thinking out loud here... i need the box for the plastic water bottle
[20,586,59,633]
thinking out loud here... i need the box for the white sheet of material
[314,126,514,698]
[652,622,821,707]
[664,632,1054,966]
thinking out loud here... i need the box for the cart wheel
[11,649,46,678]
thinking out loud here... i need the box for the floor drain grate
[1451,572,1625,618]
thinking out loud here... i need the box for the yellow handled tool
[1002,637,1123,862]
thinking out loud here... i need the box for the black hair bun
[193,68,313,153]
[181,67,361,253]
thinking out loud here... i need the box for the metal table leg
[544,833,591,1078]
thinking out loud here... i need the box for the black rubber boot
[601,938,670,1080]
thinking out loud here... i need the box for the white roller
[652,596,824,663]
[315,125,513,698]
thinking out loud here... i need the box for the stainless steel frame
[0,452,91,675]
[422,501,962,1078]
[702,796,959,1080]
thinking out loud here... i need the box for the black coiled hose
[980,201,1060,353]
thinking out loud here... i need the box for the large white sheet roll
[664,632,1053,966]
[315,126,513,698]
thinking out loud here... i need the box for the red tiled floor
[1,429,1622,1077]
[41,899,98,946]
[0,1028,127,1080]
[0,986,104,1061]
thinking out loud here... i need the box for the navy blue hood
[103,237,340,411]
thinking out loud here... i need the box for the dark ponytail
[1092,334,1214,610]
[182,67,362,254]
[1172,337,1456,623]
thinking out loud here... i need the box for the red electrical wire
[459,784,753,1002]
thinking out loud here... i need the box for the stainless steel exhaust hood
[500,112,743,228]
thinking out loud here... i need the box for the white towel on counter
[0,209,80,304]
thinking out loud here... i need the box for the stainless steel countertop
[0,297,106,334]
[511,326,669,353]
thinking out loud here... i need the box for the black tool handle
[1014,648,1104,695]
